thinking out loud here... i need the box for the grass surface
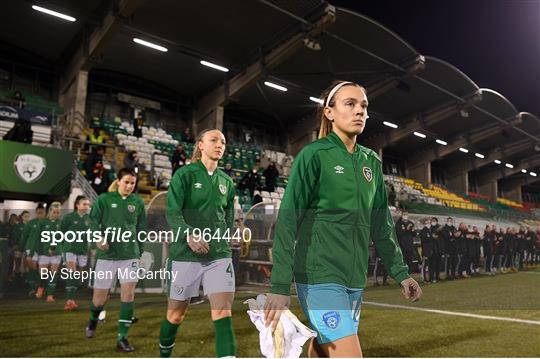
[0,269,539,357]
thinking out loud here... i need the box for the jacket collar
[195,159,217,176]
[327,131,360,154]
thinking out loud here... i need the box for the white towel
[244,294,317,358]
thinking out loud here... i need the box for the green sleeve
[89,196,104,233]
[136,199,147,255]
[38,221,51,254]
[166,168,194,237]
[270,149,319,296]
[60,214,70,233]
[225,182,235,232]
[371,160,410,284]
[21,223,30,251]
[30,220,43,254]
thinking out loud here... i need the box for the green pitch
[1,270,539,357]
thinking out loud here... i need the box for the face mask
[431,222,436,226]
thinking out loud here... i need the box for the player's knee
[167,310,186,324]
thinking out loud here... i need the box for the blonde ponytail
[47,201,62,219]
[190,129,213,163]
[108,179,119,192]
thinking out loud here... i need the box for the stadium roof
[1,0,538,184]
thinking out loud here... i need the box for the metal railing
[71,160,98,204]
[60,136,124,174]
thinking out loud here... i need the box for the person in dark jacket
[395,211,417,274]
[85,146,105,177]
[441,217,459,280]
[11,90,26,108]
[123,151,140,174]
[90,162,111,195]
[133,115,144,138]
[524,226,535,267]
[494,227,506,272]
[419,219,433,282]
[429,217,443,282]
[240,166,261,197]
[517,226,527,270]
[263,162,280,192]
[463,225,476,276]
[483,224,495,274]
[504,227,518,272]
[180,127,194,143]
[469,226,481,274]
[3,118,33,143]
[171,144,187,175]
[456,223,470,278]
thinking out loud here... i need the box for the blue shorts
[296,283,364,344]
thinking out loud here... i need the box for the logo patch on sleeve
[362,166,373,182]
[219,184,227,195]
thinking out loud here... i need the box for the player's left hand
[400,277,422,302]
[264,293,290,331]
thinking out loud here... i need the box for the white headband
[325,81,353,107]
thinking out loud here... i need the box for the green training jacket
[166,160,235,262]
[270,131,410,296]
[34,218,61,256]
[60,211,90,255]
[89,190,147,260]
[22,218,42,255]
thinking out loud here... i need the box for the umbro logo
[334,165,344,174]
[194,183,203,189]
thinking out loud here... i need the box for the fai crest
[322,311,340,329]
[219,184,227,195]
[127,204,136,213]
[14,154,46,183]
[362,166,373,182]
[174,285,184,296]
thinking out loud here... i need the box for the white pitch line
[363,301,540,325]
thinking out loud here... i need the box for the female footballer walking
[85,168,147,353]
[159,129,237,358]
[265,81,422,357]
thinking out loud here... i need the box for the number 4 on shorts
[226,263,233,278]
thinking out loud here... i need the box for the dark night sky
[332,0,540,118]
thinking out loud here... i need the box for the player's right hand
[264,293,290,331]
[187,235,209,254]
